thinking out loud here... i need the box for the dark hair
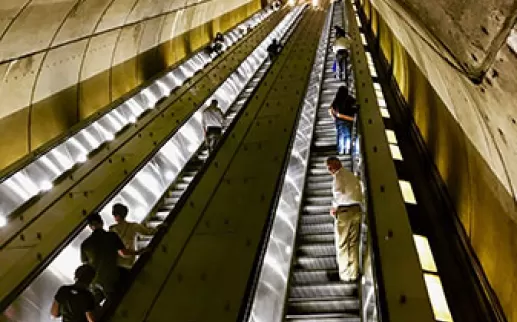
[332,86,349,108]
[74,264,96,284]
[326,156,341,164]
[113,203,128,219]
[86,213,103,226]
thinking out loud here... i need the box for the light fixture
[0,216,6,227]
[39,180,53,192]
[76,154,87,163]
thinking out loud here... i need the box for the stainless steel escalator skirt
[246,3,333,322]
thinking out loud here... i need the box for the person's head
[112,203,128,223]
[334,85,348,102]
[326,156,342,174]
[74,264,96,286]
[86,213,103,230]
[272,38,278,45]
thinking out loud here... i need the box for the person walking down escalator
[332,27,352,81]
[51,264,97,322]
[202,99,225,153]
[326,156,363,282]
[267,38,282,60]
[329,86,358,155]
[213,32,225,55]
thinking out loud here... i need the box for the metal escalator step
[306,176,332,185]
[297,244,335,257]
[168,189,184,197]
[306,181,332,190]
[291,269,340,284]
[289,283,357,298]
[294,256,337,270]
[286,316,360,322]
[305,188,332,197]
[300,214,333,225]
[287,298,360,315]
[153,211,169,220]
[164,197,179,204]
[298,233,334,243]
[298,223,334,235]
[303,204,331,214]
[304,195,332,205]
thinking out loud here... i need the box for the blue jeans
[335,119,352,154]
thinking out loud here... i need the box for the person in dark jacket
[329,86,358,154]
[267,38,282,60]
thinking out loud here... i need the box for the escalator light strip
[385,129,397,144]
[398,180,417,204]
[413,235,438,273]
[423,274,454,322]
[389,144,403,161]
[380,108,390,118]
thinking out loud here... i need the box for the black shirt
[81,229,125,293]
[54,284,95,322]
[332,94,357,118]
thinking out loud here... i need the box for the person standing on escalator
[332,27,352,81]
[329,86,358,155]
[202,99,225,153]
[326,156,363,282]
[80,213,143,303]
[51,264,97,322]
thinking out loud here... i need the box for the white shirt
[109,221,156,268]
[333,36,352,53]
[202,106,224,130]
[331,167,363,208]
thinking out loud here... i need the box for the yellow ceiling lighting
[424,274,454,322]
[399,180,417,204]
[413,235,438,273]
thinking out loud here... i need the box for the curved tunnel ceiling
[0,0,256,169]
[376,0,517,79]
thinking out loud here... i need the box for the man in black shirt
[329,86,358,154]
[267,39,282,60]
[51,264,97,322]
[81,213,141,302]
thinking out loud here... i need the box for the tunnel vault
[0,0,261,171]
[359,0,517,320]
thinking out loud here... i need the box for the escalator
[284,3,360,321]
[139,61,271,244]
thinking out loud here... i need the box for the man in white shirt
[202,100,225,152]
[332,27,352,81]
[109,204,155,271]
[326,156,363,282]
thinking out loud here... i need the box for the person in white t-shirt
[201,100,225,152]
[332,26,352,81]
[326,156,363,282]
[109,204,156,270]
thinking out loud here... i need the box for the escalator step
[299,214,333,225]
[294,256,337,270]
[291,269,340,284]
[304,196,333,205]
[298,223,334,235]
[298,233,335,243]
[297,244,335,257]
[303,204,332,214]
[306,181,332,190]
[286,314,360,322]
[287,298,360,315]
[289,282,357,298]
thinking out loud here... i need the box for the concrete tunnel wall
[359,0,517,320]
[0,0,262,171]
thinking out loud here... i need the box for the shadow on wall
[361,0,517,320]
[0,0,261,171]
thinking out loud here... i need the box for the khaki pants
[334,206,362,281]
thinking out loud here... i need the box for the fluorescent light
[399,180,417,204]
[424,274,453,322]
[413,235,438,273]
[0,216,6,227]
[389,145,403,161]
[39,180,53,192]
[76,154,87,163]
[380,108,390,118]
[385,129,398,144]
